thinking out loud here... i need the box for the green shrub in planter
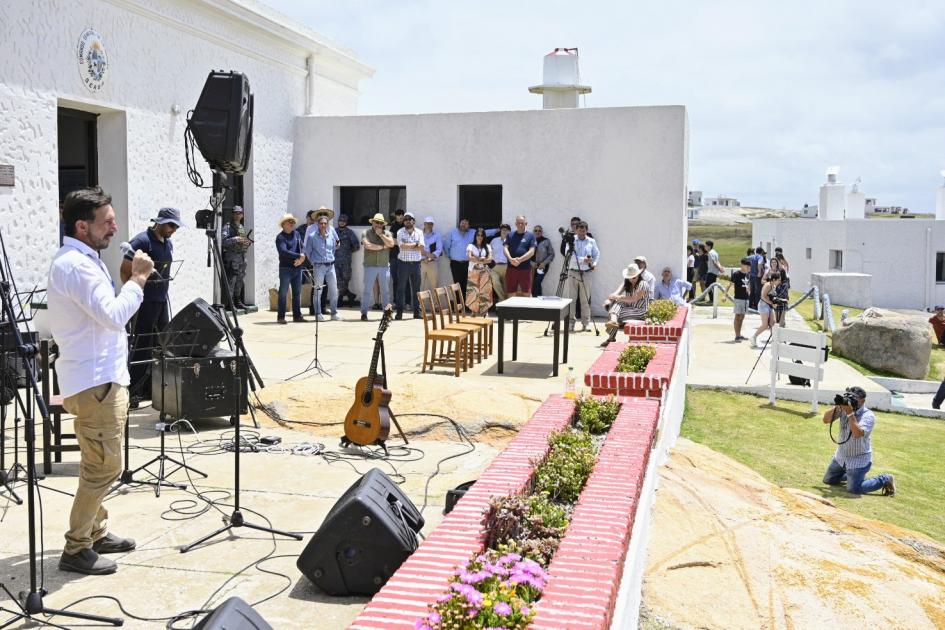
[533,430,596,503]
[575,395,621,434]
[617,344,657,373]
[646,299,678,324]
[481,493,568,567]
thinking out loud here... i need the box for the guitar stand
[339,339,408,454]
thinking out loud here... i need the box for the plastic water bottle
[564,366,576,399]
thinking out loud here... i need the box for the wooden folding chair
[417,290,468,377]
[39,338,79,474]
[449,282,494,355]
[434,287,486,364]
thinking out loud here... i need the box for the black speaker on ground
[159,298,226,357]
[297,468,424,596]
[188,71,253,174]
[444,480,476,515]
[193,597,271,630]
[152,347,248,419]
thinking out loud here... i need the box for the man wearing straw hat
[360,213,395,321]
[275,213,306,324]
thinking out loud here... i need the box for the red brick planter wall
[623,304,687,343]
[350,396,576,629]
[530,398,661,629]
[584,342,677,398]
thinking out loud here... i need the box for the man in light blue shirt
[303,214,341,320]
[654,266,692,306]
[565,221,600,331]
[822,386,895,495]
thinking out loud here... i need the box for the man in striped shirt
[822,386,896,495]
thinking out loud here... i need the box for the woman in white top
[464,228,493,314]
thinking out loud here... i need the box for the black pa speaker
[193,597,271,630]
[151,347,248,419]
[188,71,254,174]
[297,468,424,596]
[160,298,226,357]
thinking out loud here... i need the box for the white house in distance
[0,3,688,315]
[704,194,740,207]
[753,167,945,309]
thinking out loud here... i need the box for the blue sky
[264,0,945,212]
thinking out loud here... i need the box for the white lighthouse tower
[819,166,846,221]
[528,48,592,109]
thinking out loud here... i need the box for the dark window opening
[57,108,98,202]
[937,252,945,283]
[459,185,502,228]
[340,187,407,225]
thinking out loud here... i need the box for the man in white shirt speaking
[47,187,154,575]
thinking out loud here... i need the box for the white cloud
[264,0,945,212]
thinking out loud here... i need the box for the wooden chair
[435,286,490,363]
[39,338,79,474]
[449,282,494,355]
[417,290,468,377]
[432,287,482,365]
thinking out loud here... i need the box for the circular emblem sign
[76,28,108,92]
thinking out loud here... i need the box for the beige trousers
[62,383,127,554]
[420,259,439,293]
[564,269,593,323]
[489,263,508,301]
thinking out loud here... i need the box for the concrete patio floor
[0,304,608,628]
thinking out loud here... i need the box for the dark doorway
[340,186,407,224]
[57,108,98,202]
[458,185,502,228]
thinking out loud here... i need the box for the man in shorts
[727,257,751,341]
[504,215,537,297]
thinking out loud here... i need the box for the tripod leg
[179,524,233,553]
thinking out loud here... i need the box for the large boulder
[831,308,932,379]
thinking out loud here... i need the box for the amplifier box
[152,347,248,419]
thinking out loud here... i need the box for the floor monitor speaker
[193,597,271,630]
[297,468,424,596]
[160,298,226,357]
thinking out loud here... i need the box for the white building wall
[753,218,945,309]
[289,106,689,314]
[0,0,369,310]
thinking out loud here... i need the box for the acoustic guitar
[344,307,394,446]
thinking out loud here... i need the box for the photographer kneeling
[822,386,896,496]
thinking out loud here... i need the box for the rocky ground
[642,439,945,629]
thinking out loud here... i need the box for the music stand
[287,274,330,380]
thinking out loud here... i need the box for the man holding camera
[822,386,896,496]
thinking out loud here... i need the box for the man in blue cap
[121,207,183,406]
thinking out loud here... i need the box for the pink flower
[493,602,513,616]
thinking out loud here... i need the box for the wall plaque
[0,165,14,187]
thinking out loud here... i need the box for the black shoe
[235,302,248,310]
[883,475,896,496]
[372,303,382,311]
[361,313,368,321]
[129,396,141,410]
[293,316,308,323]
[277,318,287,325]
[59,549,117,575]
[92,532,136,554]
[395,312,404,320]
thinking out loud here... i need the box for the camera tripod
[745,301,786,384]
[0,228,122,628]
[544,242,599,337]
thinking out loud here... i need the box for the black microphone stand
[180,172,300,553]
[0,230,122,628]
[287,277,330,380]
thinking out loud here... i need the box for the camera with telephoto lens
[833,392,858,407]
[558,227,575,245]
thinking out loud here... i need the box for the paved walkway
[686,305,943,418]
